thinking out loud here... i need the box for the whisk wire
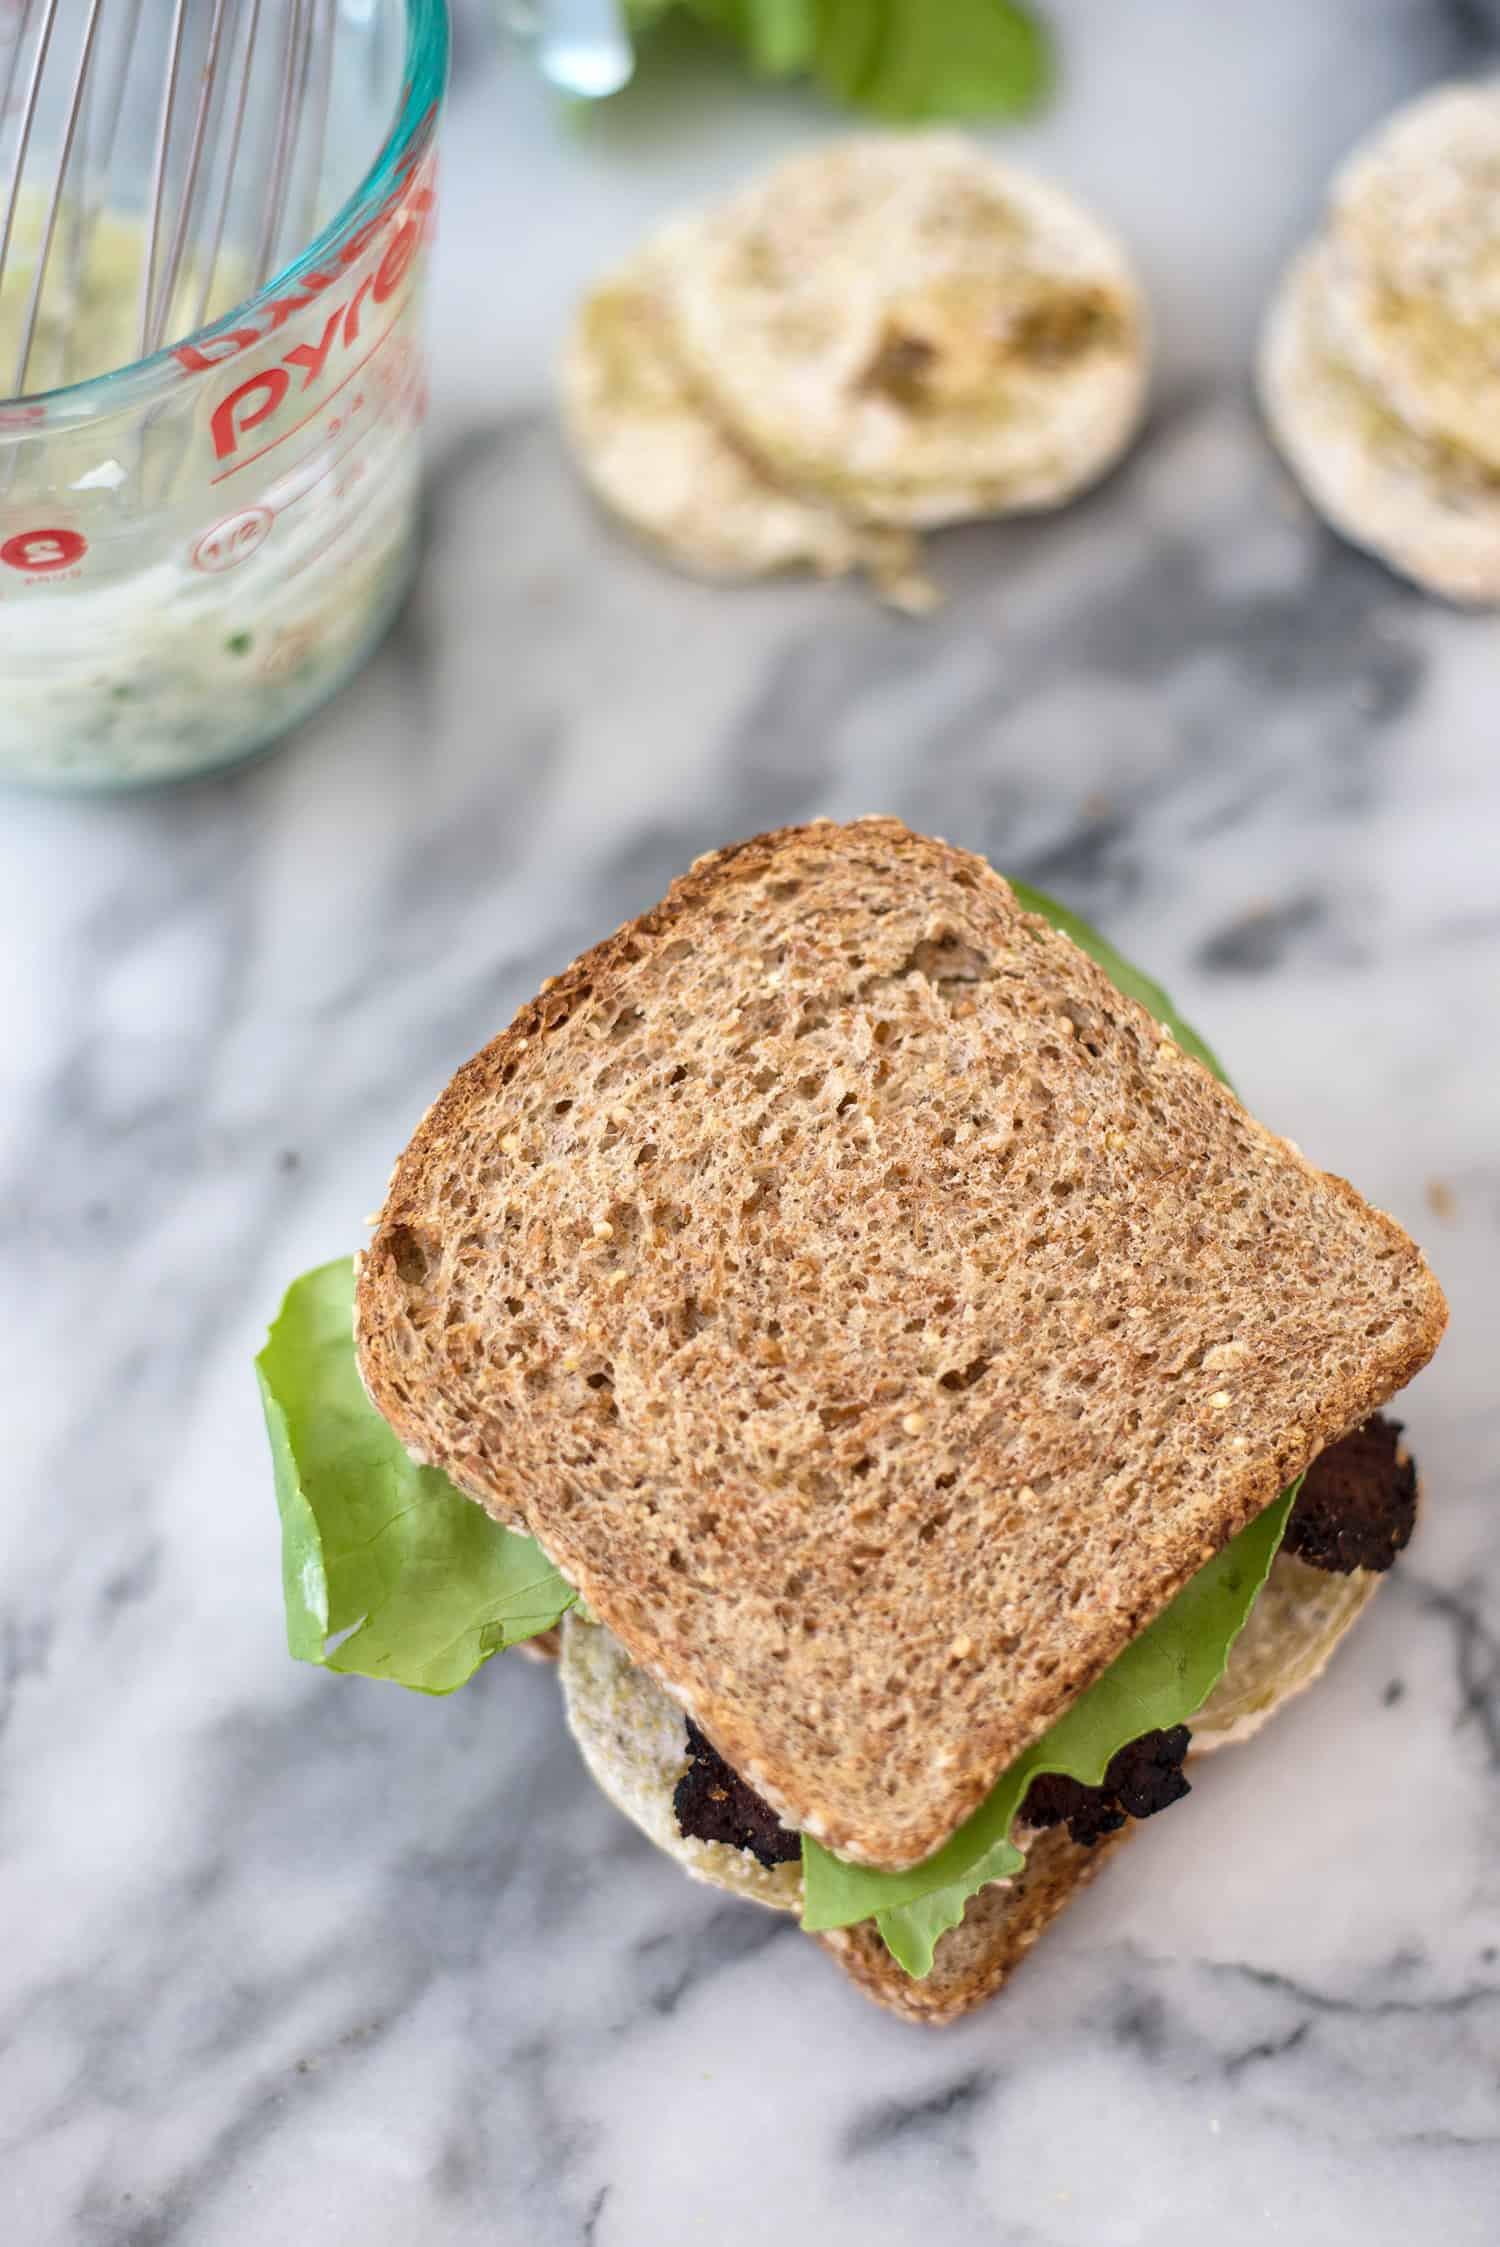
[134,0,189,360]
[147,0,237,354]
[0,0,343,401]
[297,0,336,262]
[11,0,105,396]
[57,12,97,363]
[0,0,61,379]
[0,0,40,127]
[190,0,265,332]
[82,0,146,200]
[255,0,308,286]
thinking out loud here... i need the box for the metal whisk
[0,0,338,400]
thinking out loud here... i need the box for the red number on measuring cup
[191,507,274,573]
[1,527,88,573]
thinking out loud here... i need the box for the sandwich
[258,819,1446,2022]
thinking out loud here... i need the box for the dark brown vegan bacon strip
[1283,1414,1417,1574]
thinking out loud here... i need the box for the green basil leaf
[257,1258,573,1693]
[623,0,1049,115]
[624,0,816,77]
[714,0,818,74]
[812,0,1052,122]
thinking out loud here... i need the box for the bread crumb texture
[357,820,1446,1869]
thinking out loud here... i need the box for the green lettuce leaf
[695,0,817,74]
[622,0,1050,119]
[800,1484,1297,1972]
[256,1258,573,1693]
[623,0,815,76]
[813,0,1051,122]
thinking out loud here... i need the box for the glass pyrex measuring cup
[0,0,447,789]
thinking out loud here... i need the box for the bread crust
[357,820,1447,1870]
[817,1821,1132,2023]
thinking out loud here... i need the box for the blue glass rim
[3,0,449,424]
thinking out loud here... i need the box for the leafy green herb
[813,0,1051,122]
[741,0,818,74]
[674,0,816,75]
[256,1258,573,1693]
[800,1485,1297,1973]
[623,0,1051,121]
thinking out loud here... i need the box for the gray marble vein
[3,2,1499,2240]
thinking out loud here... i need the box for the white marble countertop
[3,4,1499,2240]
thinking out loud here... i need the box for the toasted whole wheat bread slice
[357,820,1446,1869]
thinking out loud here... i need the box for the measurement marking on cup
[208,309,407,486]
[273,397,396,518]
[1,528,89,574]
[184,385,402,579]
[282,479,386,585]
[191,507,275,574]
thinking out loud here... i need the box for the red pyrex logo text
[179,139,436,468]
